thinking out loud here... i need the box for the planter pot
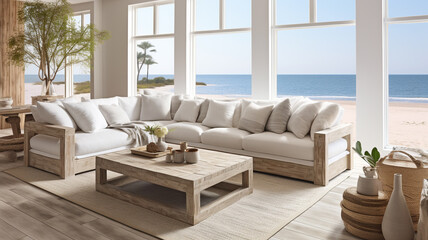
[363,166,377,178]
[417,179,428,240]
[382,173,415,240]
[156,137,168,152]
[41,80,56,96]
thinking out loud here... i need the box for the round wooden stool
[341,187,388,240]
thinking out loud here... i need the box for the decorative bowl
[0,98,13,108]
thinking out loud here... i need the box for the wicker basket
[377,150,428,226]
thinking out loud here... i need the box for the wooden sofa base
[28,152,95,177]
[253,155,350,185]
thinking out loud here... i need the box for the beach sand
[25,83,90,104]
[26,83,428,150]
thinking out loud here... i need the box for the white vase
[156,137,168,152]
[416,179,428,240]
[382,173,415,240]
[41,80,56,96]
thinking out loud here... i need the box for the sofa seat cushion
[30,129,133,158]
[242,132,347,161]
[141,121,176,126]
[165,122,210,143]
[201,128,251,150]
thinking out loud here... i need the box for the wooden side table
[341,187,388,240]
[31,95,64,105]
[0,105,32,152]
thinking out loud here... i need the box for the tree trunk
[146,65,150,84]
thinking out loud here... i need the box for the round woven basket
[377,150,428,226]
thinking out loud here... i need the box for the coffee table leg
[5,115,21,138]
[242,169,253,189]
[186,190,200,224]
[96,167,107,185]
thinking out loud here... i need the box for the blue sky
[26,0,428,75]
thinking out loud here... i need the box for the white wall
[93,0,154,98]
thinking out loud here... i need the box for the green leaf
[356,141,362,154]
[371,147,381,162]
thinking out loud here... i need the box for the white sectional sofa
[25,91,353,185]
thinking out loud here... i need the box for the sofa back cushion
[118,96,141,121]
[83,97,119,107]
[99,104,131,125]
[202,100,238,128]
[140,94,172,121]
[265,98,292,134]
[196,98,210,123]
[238,102,274,133]
[64,102,108,133]
[36,102,77,128]
[287,101,322,138]
[174,99,203,123]
[30,105,43,123]
[310,102,343,140]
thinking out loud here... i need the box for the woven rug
[5,166,350,240]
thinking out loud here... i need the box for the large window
[133,1,174,95]
[386,1,428,150]
[192,0,251,99]
[69,12,91,100]
[275,0,356,126]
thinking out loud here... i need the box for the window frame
[65,10,91,98]
[384,0,428,149]
[272,0,356,98]
[190,0,252,97]
[130,0,175,96]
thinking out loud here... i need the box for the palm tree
[145,58,158,83]
[136,41,156,81]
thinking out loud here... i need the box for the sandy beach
[26,83,428,150]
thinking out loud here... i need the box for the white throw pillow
[196,98,210,123]
[238,102,273,133]
[36,102,76,128]
[310,102,343,140]
[63,102,108,133]
[174,100,203,123]
[30,106,43,123]
[140,94,172,121]
[118,96,141,121]
[240,99,277,116]
[287,101,322,139]
[99,104,131,125]
[202,100,238,128]
[266,98,292,134]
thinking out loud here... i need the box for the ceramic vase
[382,173,415,240]
[416,179,428,240]
[156,137,168,152]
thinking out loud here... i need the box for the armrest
[24,121,76,178]
[25,121,75,138]
[313,123,353,186]
[314,123,352,144]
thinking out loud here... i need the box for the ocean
[25,74,428,102]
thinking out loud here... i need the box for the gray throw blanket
[108,122,156,147]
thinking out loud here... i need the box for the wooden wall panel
[0,0,25,129]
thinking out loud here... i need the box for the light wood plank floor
[0,129,364,240]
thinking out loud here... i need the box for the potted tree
[8,0,109,96]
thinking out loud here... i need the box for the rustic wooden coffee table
[96,148,253,225]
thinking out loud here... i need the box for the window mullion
[220,0,225,30]
[310,0,316,23]
[153,4,158,35]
